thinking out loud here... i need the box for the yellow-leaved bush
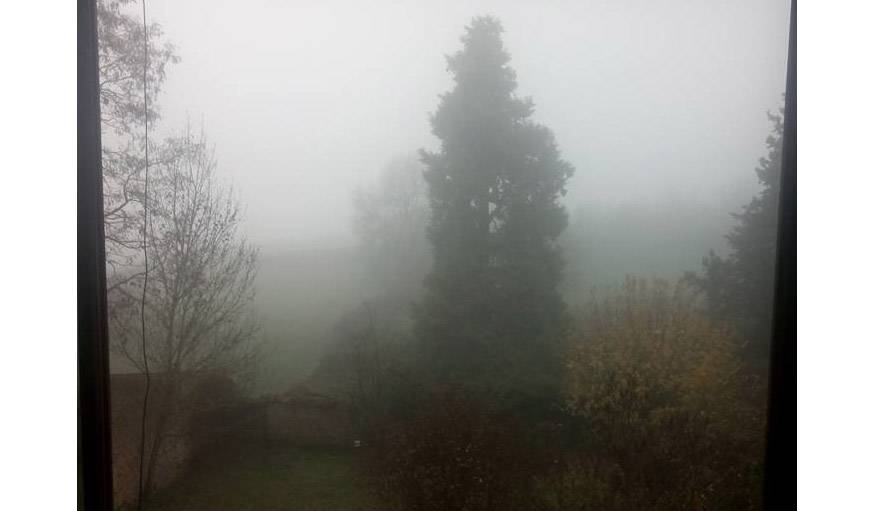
[560,277,767,510]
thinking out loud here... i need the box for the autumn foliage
[561,277,767,509]
[370,387,538,511]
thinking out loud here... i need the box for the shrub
[562,277,766,509]
[370,386,538,511]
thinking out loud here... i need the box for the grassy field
[145,441,382,511]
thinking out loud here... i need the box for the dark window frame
[78,0,114,508]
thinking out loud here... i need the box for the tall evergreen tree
[687,109,784,364]
[415,17,574,401]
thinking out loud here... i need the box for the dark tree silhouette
[687,109,784,363]
[415,17,574,403]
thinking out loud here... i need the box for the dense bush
[369,387,539,511]
[559,277,766,510]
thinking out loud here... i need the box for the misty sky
[145,0,791,250]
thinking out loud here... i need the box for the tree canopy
[98,0,179,289]
[687,109,784,363]
[415,16,574,402]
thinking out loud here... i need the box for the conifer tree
[415,17,574,401]
[688,109,784,363]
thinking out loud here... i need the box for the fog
[110,0,790,392]
[99,2,792,505]
[147,0,790,248]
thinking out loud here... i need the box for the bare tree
[108,127,260,493]
[97,0,178,289]
[98,4,259,495]
[110,127,259,377]
[353,154,430,303]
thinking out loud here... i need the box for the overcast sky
[144,0,791,250]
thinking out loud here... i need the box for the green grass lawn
[145,441,383,511]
